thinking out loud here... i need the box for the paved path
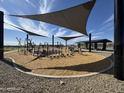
[0,51,124,93]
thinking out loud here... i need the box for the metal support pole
[26,34,29,51]
[89,33,92,52]
[85,43,88,49]
[102,42,107,51]
[65,40,67,48]
[46,43,49,57]
[114,0,124,80]
[0,11,4,59]
[52,35,54,52]
[94,43,97,50]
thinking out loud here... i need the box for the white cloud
[93,31,105,36]
[107,26,114,31]
[55,28,67,36]
[91,36,101,39]
[39,0,56,14]
[0,1,50,36]
[91,15,114,37]
[37,0,57,36]
[88,29,96,34]
[0,7,8,14]
[18,18,49,36]
[103,14,114,24]
[4,40,18,45]
[37,23,49,36]
[0,6,24,32]
[4,15,26,33]
[67,32,83,37]
[98,22,113,35]
[25,0,36,8]
[1,0,4,2]
[70,36,88,43]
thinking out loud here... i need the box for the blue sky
[0,0,114,45]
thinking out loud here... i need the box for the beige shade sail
[5,22,46,37]
[10,0,96,35]
[58,35,84,41]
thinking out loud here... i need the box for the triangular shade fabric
[58,35,84,41]
[5,23,46,37]
[10,0,96,35]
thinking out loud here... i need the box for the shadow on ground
[33,54,114,75]
[2,58,32,72]
[3,54,114,76]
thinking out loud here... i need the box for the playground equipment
[16,37,27,55]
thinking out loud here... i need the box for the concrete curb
[4,50,18,54]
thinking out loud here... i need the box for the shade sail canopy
[5,23,46,37]
[58,35,84,41]
[10,0,96,35]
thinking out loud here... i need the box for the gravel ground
[0,51,124,93]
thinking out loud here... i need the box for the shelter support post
[85,42,88,49]
[46,43,49,57]
[89,33,92,52]
[94,43,97,50]
[102,42,106,51]
[114,0,124,80]
[52,35,54,52]
[0,11,4,59]
[26,34,29,51]
[65,40,67,48]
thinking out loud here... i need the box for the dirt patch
[5,52,112,76]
